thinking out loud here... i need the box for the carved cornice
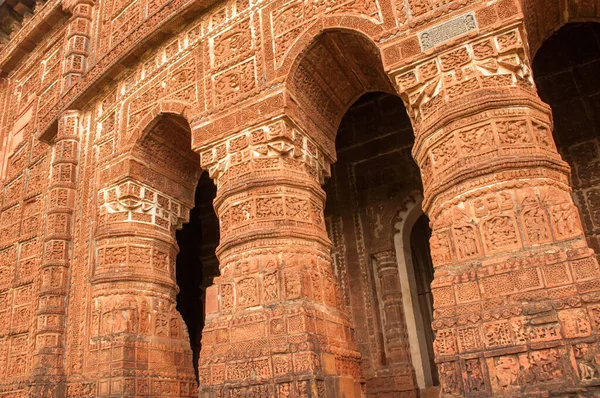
[0,0,69,76]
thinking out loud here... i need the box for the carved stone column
[30,111,80,397]
[372,250,415,390]
[197,117,363,397]
[87,178,197,396]
[391,24,600,396]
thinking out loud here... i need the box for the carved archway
[88,110,206,396]
[285,25,428,397]
[285,28,395,156]
[277,15,387,81]
[123,100,195,148]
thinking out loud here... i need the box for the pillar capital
[390,23,535,134]
[198,116,332,188]
[389,23,570,217]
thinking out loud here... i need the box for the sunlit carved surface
[1,0,600,396]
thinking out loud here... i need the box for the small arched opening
[393,196,438,392]
[131,112,220,382]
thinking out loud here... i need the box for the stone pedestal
[197,117,363,397]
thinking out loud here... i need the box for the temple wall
[0,0,599,397]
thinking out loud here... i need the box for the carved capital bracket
[198,116,332,188]
[387,23,572,217]
[390,23,535,136]
[97,178,192,234]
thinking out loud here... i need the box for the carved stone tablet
[419,12,478,51]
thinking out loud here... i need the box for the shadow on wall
[533,22,600,259]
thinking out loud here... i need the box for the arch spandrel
[189,0,526,158]
[190,24,397,163]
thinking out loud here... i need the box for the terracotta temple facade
[2,0,600,396]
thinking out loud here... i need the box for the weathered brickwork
[0,0,600,397]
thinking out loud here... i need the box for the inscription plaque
[419,12,478,51]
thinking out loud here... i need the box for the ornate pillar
[391,24,600,396]
[62,0,94,92]
[87,178,197,396]
[30,111,80,397]
[197,117,363,397]
[372,250,415,390]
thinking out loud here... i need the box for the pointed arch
[522,0,600,57]
[124,100,195,147]
[284,26,396,151]
[278,14,386,81]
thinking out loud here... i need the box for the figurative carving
[0,0,599,397]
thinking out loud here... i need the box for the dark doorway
[324,91,434,394]
[175,172,220,381]
[533,23,600,259]
[410,213,438,386]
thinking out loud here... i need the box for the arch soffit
[521,0,600,57]
[124,100,196,149]
[278,14,387,82]
[532,18,600,58]
[114,100,202,215]
[279,15,398,150]
[123,100,201,189]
